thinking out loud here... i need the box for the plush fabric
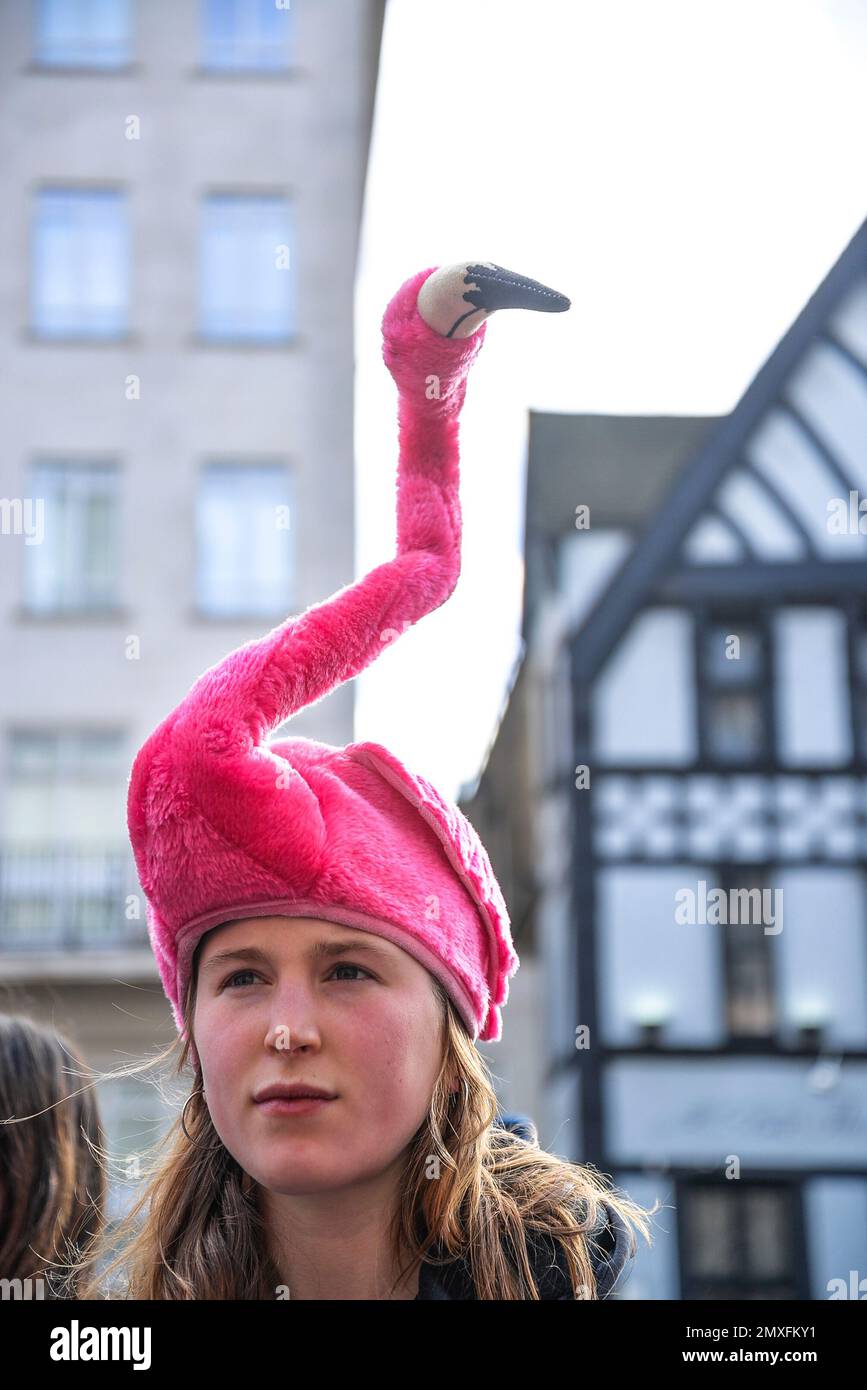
[126,266,520,1062]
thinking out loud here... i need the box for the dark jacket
[414,1112,635,1300]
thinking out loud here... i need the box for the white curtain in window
[200,194,294,339]
[36,0,132,66]
[203,0,293,70]
[33,189,129,335]
[25,461,118,610]
[197,462,293,614]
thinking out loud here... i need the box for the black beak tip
[524,283,571,313]
[504,283,571,315]
[464,263,571,318]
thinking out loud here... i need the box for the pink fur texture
[126,266,520,1055]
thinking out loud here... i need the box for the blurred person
[0,1014,106,1297]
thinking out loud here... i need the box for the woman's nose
[265,1017,321,1053]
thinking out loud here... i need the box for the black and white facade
[470,217,867,1300]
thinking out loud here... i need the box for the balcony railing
[0,844,149,952]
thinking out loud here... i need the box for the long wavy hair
[51,941,656,1299]
[0,1014,106,1296]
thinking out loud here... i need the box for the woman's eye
[223,969,259,989]
[329,962,373,983]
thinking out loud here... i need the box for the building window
[199,194,294,342]
[698,612,771,764]
[0,730,139,950]
[718,866,777,1040]
[196,461,293,617]
[34,0,133,68]
[31,189,129,339]
[202,0,293,71]
[680,1182,801,1299]
[24,461,120,613]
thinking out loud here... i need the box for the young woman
[62,260,655,1298]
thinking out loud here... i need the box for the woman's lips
[255,1097,336,1117]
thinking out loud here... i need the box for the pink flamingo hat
[127,262,570,1058]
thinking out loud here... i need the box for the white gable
[682,273,867,564]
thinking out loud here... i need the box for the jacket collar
[413,1199,633,1299]
[413,1237,476,1299]
[414,1259,466,1300]
[413,1235,568,1300]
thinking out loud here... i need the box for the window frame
[31,187,130,340]
[194,457,295,619]
[23,458,122,614]
[32,0,134,71]
[200,0,294,74]
[695,604,776,767]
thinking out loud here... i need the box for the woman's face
[193,916,445,1195]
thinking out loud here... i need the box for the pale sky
[353,0,867,802]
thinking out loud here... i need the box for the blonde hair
[48,943,656,1299]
